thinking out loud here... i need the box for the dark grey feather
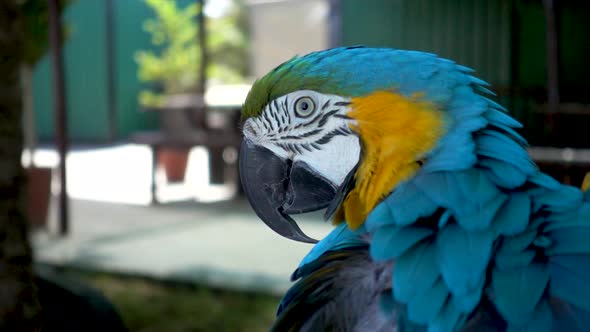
[273,244,511,332]
[272,246,396,332]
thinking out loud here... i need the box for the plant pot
[157,147,190,183]
[26,166,52,228]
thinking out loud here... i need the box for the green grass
[77,272,280,332]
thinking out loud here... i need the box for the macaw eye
[294,96,316,118]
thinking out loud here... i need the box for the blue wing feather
[546,227,590,255]
[492,193,531,236]
[430,296,467,332]
[479,158,528,189]
[406,278,448,324]
[529,172,561,190]
[531,185,584,212]
[495,250,536,270]
[366,181,438,230]
[393,242,440,303]
[292,222,365,280]
[434,225,494,298]
[550,301,590,332]
[490,263,550,325]
[497,230,538,256]
[506,300,552,332]
[549,254,590,312]
[370,225,433,261]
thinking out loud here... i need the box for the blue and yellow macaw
[238,47,590,331]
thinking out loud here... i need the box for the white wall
[247,0,330,77]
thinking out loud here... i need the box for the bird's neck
[335,91,446,229]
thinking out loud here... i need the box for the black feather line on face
[316,127,349,145]
[291,143,302,154]
[300,128,323,138]
[283,96,289,112]
[263,109,274,130]
[334,101,351,107]
[283,99,291,123]
[277,142,289,151]
[273,102,285,126]
[305,112,324,127]
[333,114,351,120]
[281,128,322,140]
[337,127,352,135]
[316,136,331,145]
[318,109,340,127]
[258,95,354,155]
[301,144,313,152]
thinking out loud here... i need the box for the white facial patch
[295,134,360,186]
[242,90,361,187]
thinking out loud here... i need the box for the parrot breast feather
[363,85,590,331]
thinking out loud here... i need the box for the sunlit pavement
[29,144,332,295]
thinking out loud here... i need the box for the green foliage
[135,0,248,107]
[19,0,75,65]
[81,272,278,332]
[208,0,250,84]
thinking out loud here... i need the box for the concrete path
[30,144,333,295]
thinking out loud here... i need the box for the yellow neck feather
[582,173,590,192]
[335,91,446,229]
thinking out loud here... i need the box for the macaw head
[239,47,485,243]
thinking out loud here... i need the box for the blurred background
[1,0,589,331]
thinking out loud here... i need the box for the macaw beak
[239,139,337,243]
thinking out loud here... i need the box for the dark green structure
[341,0,590,147]
[342,0,512,85]
[33,0,158,142]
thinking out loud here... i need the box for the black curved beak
[239,140,337,243]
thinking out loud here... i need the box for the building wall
[34,0,110,141]
[341,0,590,147]
[33,0,158,142]
[248,0,329,77]
[341,0,512,86]
[113,0,160,140]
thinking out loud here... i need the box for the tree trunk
[0,1,42,330]
[22,64,37,165]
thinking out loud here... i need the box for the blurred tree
[208,0,249,84]
[21,0,73,66]
[135,0,248,107]
[0,0,42,330]
[0,2,127,331]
